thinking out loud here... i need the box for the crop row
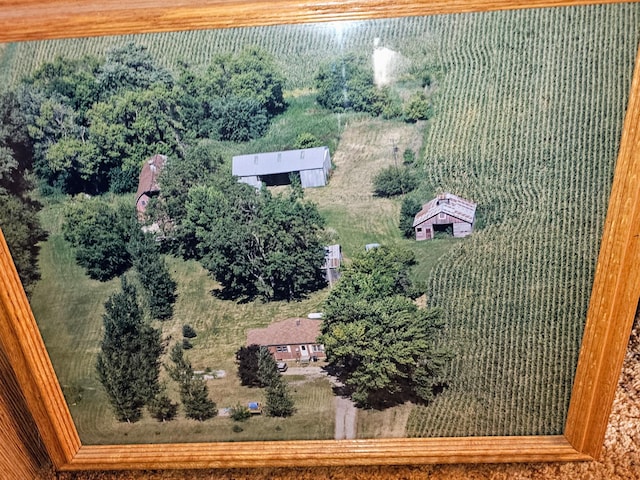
[2,15,447,89]
[406,3,640,437]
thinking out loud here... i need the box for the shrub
[404,92,432,123]
[373,166,418,197]
[403,149,416,166]
[182,338,193,350]
[182,324,197,338]
[147,393,178,422]
[293,132,321,149]
[230,404,252,422]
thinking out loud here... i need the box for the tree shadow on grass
[209,287,256,304]
[323,364,449,410]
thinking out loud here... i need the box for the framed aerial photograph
[0,0,639,472]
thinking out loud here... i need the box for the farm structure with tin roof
[413,193,477,241]
[321,244,342,285]
[232,146,331,189]
[135,154,166,216]
[246,317,325,362]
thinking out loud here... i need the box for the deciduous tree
[63,198,135,281]
[96,43,173,98]
[321,246,450,407]
[315,55,393,116]
[0,91,45,294]
[185,180,327,301]
[372,166,418,197]
[399,196,422,238]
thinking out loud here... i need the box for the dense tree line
[13,43,285,196]
[315,55,434,122]
[320,245,450,408]
[0,91,46,293]
[62,197,177,321]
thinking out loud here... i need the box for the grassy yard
[31,204,334,444]
[29,101,454,444]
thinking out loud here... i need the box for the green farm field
[17,3,640,443]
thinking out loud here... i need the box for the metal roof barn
[232,146,331,189]
[413,193,477,241]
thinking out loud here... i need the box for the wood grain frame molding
[0,0,639,473]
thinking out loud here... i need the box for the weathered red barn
[413,193,477,241]
[135,154,166,215]
[246,318,325,362]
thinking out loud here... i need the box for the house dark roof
[246,318,322,347]
[232,147,328,177]
[136,154,166,203]
[413,193,477,227]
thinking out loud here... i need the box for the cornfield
[3,4,639,438]
[406,5,640,436]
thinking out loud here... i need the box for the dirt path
[283,367,357,439]
[333,388,357,440]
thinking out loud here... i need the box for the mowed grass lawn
[29,107,457,444]
[30,199,335,444]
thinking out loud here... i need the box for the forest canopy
[16,43,286,196]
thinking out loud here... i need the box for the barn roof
[246,318,322,347]
[413,193,477,227]
[232,146,328,177]
[135,154,166,202]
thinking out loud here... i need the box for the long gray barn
[232,146,331,189]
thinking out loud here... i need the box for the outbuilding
[246,317,325,362]
[135,154,166,215]
[232,146,331,189]
[321,244,342,285]
[413,193,477,241]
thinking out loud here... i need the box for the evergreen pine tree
[147,391,178,422]
[264,378,295,417]
[183,378,217,421]
[257,346,279,388]
[96,277,162,422]
[168,344,217,421]
[235,344,261,387]
[128,228,177,320]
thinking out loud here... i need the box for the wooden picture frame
[0,0,639,472]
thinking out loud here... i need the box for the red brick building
[246,318,325,362]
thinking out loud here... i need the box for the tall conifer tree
[96,277,162,422]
